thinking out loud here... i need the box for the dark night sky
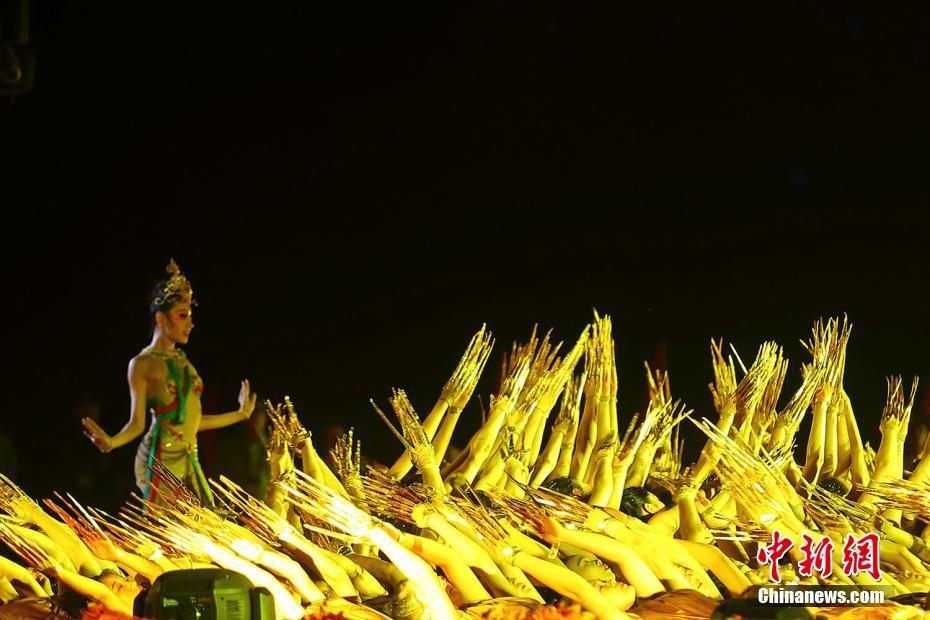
[1,2,928,509]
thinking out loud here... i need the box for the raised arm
[198,379,257,431]
[82,357,149,452]
[50,566,131,615]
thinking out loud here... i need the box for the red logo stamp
[757,531,881,582]
[842,533,880,580]
[756,530,794,583]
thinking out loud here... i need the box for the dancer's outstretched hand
[238,379,258,420]
[82,418,113,453]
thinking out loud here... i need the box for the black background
[2,2,928,509]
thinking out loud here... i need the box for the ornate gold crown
[153,259,195,307]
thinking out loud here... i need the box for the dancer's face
[100,572,143,601]
[642,491,664,515]
[565,554,613,581]
[157,299,194,345]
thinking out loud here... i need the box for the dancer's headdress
[152,259,195,308]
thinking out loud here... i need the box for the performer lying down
[81,259,257,506]
[0,313,914,620]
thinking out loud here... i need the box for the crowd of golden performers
[2,313,929,619]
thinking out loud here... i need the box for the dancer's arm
[539,520,665,598]
[193,535,305,619]
[279,529,358,599]
[549,397,581,482]
[392,327,490,478]
[0,556,47,597]
[676,486,714,544]
[228,538,324,603]
[12,500,102,577]
[5,523,76,574]
[859,414,902,509]
[509,551,629,619]
[802,385,831,483]
[0,575,18,602]
[448,396,513,486]
[83,536,161,584]
[199,379,257,431]
[532,401,576,486]
[822,396,840,479]
[317,550,387,600]
[588,439,616,507]
[48,566,130,614]
[691,398,736,487]
[133,542,179,573]
[82,357,149,452]
[391,528,490,604]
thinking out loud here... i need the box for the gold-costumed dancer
[81,260,258,507]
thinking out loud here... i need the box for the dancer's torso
[139,348,204,448]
